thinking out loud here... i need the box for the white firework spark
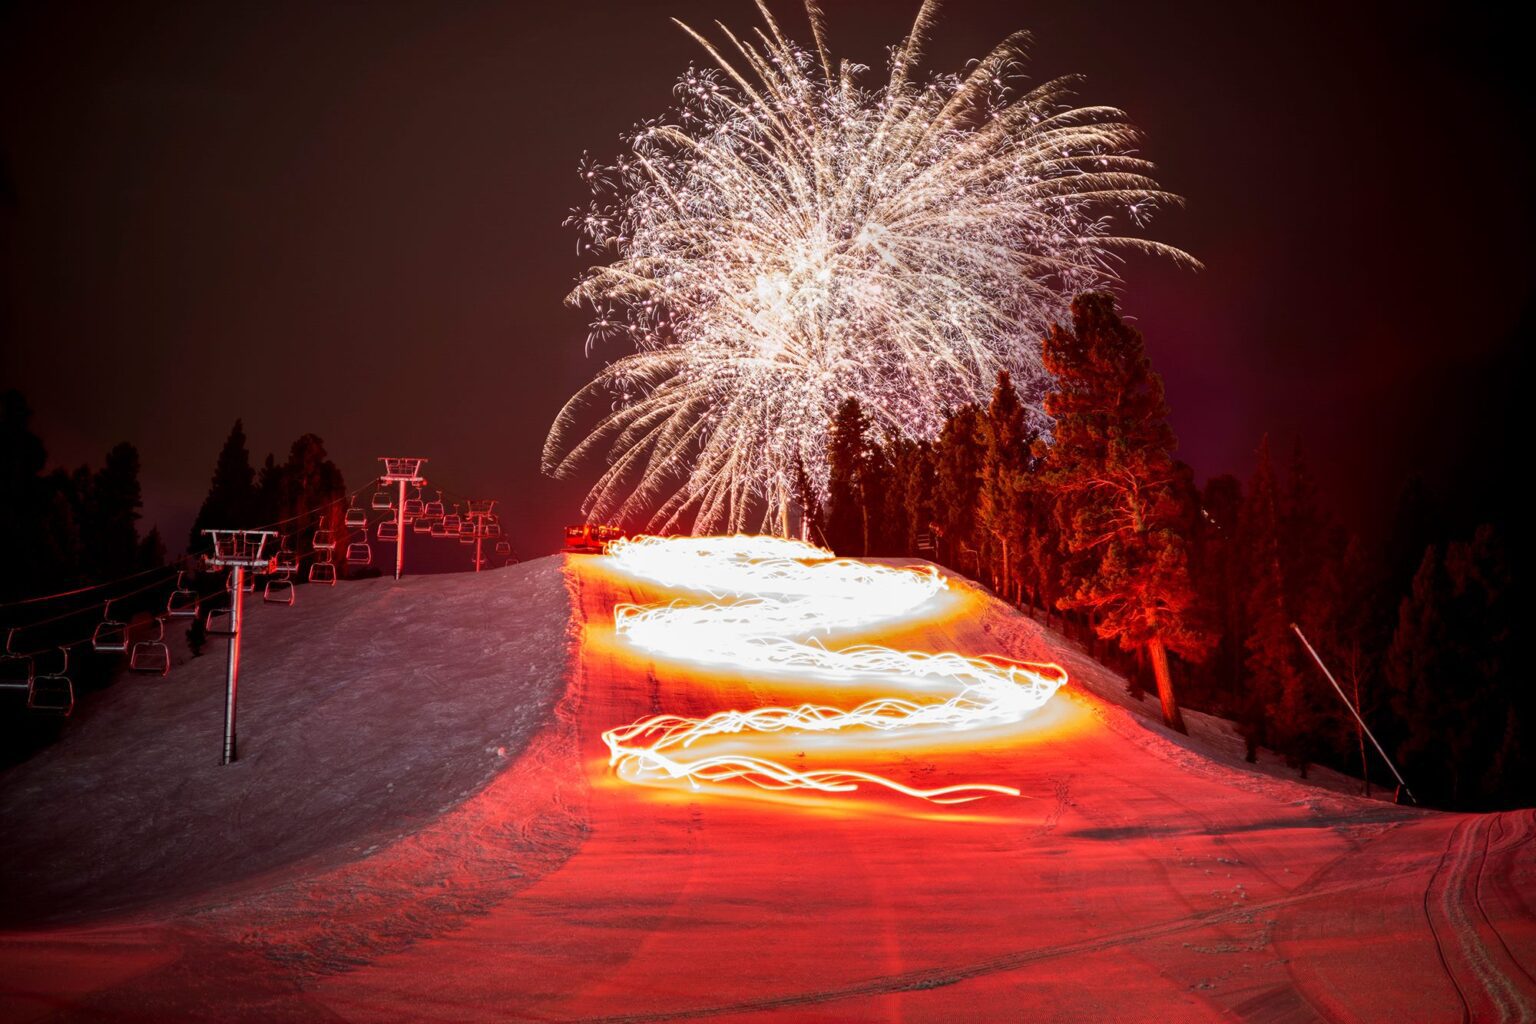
[547,0,1195,533]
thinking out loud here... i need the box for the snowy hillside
[0,558,571,927]
[0,551,1529,1023]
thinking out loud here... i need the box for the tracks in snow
[1423,811,1536,1023]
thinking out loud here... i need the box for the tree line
[811,293,1525,811]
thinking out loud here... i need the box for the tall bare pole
[1292,623,1415,804]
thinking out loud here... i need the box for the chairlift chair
[378,521,400,541]
[482,521,501,538]
[0,630,34,703]
[459,531,476,545]
[345,541,371,565]
[29,646,75,716]
[429,518,451,538]
[92,601,129,653]
[371,489,394,511]
[442,514,463,534]
[309,560,337,586]
[205,605,234,637]
[312,528,336,551]
[424,496,445,518]
[129,619,171,676]
[494,540,512,557]
[344,504,368,529]
[167,570,200,618]
[414,516,434,535]
[264,577,296,605]
[275,548,299,574]
[403,498,425,520]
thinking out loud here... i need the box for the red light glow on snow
[597,535,1068,805]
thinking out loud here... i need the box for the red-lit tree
[1037,292,1212,733]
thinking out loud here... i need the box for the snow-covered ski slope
[1,551,1531,1022]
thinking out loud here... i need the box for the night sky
[2,1,1529,558]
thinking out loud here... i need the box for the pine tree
[825,398,870,555]
[1240,438,1295,761]
[189,418,259,551]
[976,372,1030,600]
[933,404,983,574]
[82,442,144,579]
[1036,292,1212,733]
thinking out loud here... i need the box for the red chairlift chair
[129,619,171,676]
[312,528,336,551]
[344,504,368,529]
[371,488,394,511]
[309,560,337,586]
[91,600,129,653]
[378,520,401,541]
[345,541,371,565]
[29,646,75,716]
[166,570,200,618]
[264,576,296,605]
[0,630,34,705]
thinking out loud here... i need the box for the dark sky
[2,1,1530,557]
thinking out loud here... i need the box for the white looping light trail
[601,535,1067,804]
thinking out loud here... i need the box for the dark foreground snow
[0,558,571,926]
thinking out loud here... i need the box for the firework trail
[547,1,1194,532]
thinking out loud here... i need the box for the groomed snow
[0,557,572,927]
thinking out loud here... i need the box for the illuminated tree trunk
[1148,638,1187,734]
[779,491,790,539]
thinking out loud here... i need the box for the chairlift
[429,518,452,538]
[371,489,394,511]
[442,514,463,534]
[205,605,235,637]
[403,498,425,520]
[414,516,434,535]
[424,496,445,518]
[274,547,299,574]
[129,619,171,676]
[309,560,337,586]
[29,646,75,716]
[344,504,368,529]
[238,570,257,593]
[0,630,34,702]
[264,577,296,605]
[345,541,371,565]
[494,540,512,557]
[167,570,200,618]
[459,531,477,545]
[482,521,501,538]
[313,528,336,551]
[378,521,400,541]
[92,600,129,653]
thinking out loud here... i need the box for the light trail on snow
[600,535,1067,804]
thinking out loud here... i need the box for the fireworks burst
[547,0,1194,533]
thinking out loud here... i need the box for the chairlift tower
[465,499,496,573]
[378,457,427,581]
[202,529,278,765]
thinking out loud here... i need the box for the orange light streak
[601,535,1067,804]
